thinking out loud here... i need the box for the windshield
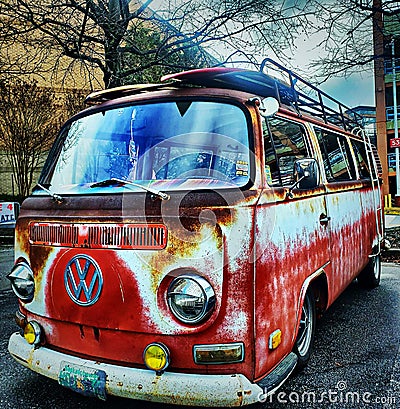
[41,100,251,194]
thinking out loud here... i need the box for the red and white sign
[0,202,17,225]
[390,138,400,148]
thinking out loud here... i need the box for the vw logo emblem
[64,254,103,306]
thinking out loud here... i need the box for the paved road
[0,254,399,408]
[0,244,13,291]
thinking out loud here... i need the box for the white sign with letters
[0,202,17,225]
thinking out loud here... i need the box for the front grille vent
[29,222,167,250]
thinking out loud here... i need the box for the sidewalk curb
[385,207,400,215]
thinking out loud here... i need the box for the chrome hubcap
[297,295,313,356]
[373,256,381,280]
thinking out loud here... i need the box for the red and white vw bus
[7,59,383,406]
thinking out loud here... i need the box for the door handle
[319,213,331,225]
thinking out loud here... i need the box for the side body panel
[324,182,379,305]
[254,187,330,380]
[253,112,382,380]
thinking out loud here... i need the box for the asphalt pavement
[0,244,12,291]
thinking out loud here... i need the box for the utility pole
[391,38,400,202]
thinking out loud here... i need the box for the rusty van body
[7,59,383,406]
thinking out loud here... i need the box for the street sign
[0,202,19,226]
[390,138,400,148]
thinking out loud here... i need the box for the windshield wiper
[37,183,64,204]
[90,178,170,201]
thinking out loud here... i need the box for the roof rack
[260,58,364,132]
[162,67,298,106]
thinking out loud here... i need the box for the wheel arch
[309,272,329,318]
[291,270,328,370]
[294,268,329,343]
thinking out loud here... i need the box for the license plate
[58,362,107,400]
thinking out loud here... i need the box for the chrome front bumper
[8,332,264,407]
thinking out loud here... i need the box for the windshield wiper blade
[37,183,64,204]
[90,179,122,188]
[90,178,170,201]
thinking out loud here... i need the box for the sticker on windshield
[236,161,249,176]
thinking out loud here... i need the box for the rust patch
[30,246,53,278]
[15,217,31,256]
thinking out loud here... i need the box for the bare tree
[1,0,392,91]
[0,78,60,198]
[303,0,400,83]
[0,0,315,89]
[64,89,88,117]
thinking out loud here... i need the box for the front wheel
[293,290,316,370]
[358,254,381,289]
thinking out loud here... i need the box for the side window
[349,139,371,179]
[263,117,309,187]
[315,128,356,182]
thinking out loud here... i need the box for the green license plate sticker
[58,362,107,400]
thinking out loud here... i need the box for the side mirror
[294,158,319,189]
[259,97,279,117]
[286,158,319,198]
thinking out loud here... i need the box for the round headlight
[7,261,35,302]
[167,273,215,324]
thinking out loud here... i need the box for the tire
[358,254,381,289]
[293,290,316,370]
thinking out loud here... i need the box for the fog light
[194,343,244,364]
[143,343,170,374]
[24,321,42,346]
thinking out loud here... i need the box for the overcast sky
[321,74,375,108]
[289,27,376,109]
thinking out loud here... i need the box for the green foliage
[121,24,211,85]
